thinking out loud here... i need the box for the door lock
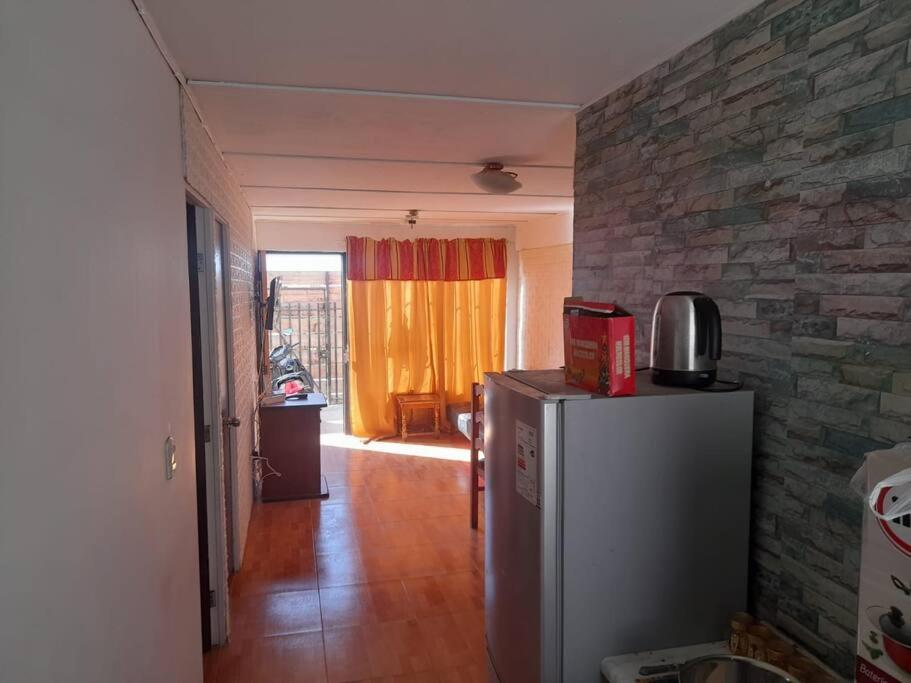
[223,416,241,428]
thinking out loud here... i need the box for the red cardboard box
[563,298,636,397]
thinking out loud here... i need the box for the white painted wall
[515,213,574,251]
[517,244,574,369]
[256,219,520,369]
[0,1,202,681]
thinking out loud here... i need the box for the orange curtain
[347,278,506,438]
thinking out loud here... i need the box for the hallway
[205,437,486,682]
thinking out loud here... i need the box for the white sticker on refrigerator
[515,420,539,507]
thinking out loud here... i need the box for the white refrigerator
[484,370,754,683]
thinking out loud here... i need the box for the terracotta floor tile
[361,548,409,582]
[416,612,484,670]
[379,520,434,548]
[230,589,322,640]
[350,523,395,552]
[215,441,486,682]
[373,498,425,523]
[436,665,486,683]
[203,648,219,683]
[419,476,470,496]
[314,524,362,554]
[420,516,483,548]
[402,575,448,618]
[369,479,427,502]
[323,625,374,682]
[403,571,483,618]
[318,485,372,507]
[362,618,433,678]
[212,632,327,683]
[312,500,380,530]
[434,544,479,574]
[376,495,466,523]
[449,608,485,658]
[232,550,318,597]
[376,494,470,530]
[369,672,440,682]
[319,580,413,629]
[243,523,315,555]
[317,550,369,587]
[364,470,424,489]
[254,500,313,528]
[324,469,371,487]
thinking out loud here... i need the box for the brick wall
[274,271,344,306]
[573,0,911,673]
[518,244,573,369]
[181,91,258,569]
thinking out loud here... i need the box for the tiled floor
[204,434,485,683]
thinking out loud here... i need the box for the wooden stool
[394,393,441,441]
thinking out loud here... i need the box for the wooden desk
[394,393,441,441]
[259,393,329,501]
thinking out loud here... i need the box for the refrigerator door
[484,373,562,683]
[559,384,753,681]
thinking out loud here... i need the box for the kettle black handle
[694,297,722,360]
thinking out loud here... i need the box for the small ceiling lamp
[471,162,522,195]
[406,209,419,228]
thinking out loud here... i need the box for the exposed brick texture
[573,0,911,673]
[181,91,258,570]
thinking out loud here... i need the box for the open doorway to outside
[265,252,348,434]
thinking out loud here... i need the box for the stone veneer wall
[573,0,911,673]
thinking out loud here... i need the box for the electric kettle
[650,291,722,388]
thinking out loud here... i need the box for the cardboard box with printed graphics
[562,298,635,397]
[855,444,911,683]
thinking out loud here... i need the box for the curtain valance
[346,236,507,281]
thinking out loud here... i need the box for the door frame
[186,204,212,651]
[187,198,236,646]
[263,250,350,434]
[218,223,240,573]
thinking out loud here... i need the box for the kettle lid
[665,290,705,297]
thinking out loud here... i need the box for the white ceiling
[142,0,760,225]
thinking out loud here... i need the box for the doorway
[186,202,238,649]
[264,251,349,434]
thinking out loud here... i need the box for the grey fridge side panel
[540,401,562,683]
[485,376,550,683]
[559,391,754,682]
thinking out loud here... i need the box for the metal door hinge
[196,253,205,273]
[203,425,212,443]
[208,590,216,608]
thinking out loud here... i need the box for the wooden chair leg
[470,442,479,529]
[469,381,484,529]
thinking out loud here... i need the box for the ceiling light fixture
[406,210,419,228]
[471,162,522,195]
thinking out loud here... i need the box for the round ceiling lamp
[471,162,522,195]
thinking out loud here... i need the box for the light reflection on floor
[320,432,472,463]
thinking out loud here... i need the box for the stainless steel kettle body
[650,291,722,388]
